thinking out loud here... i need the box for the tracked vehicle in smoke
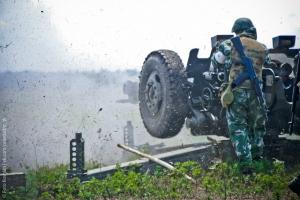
[138,35,300,138]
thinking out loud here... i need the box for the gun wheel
[139,50,188,138]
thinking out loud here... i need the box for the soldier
[211,18,269,171]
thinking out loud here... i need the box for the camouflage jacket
[212,35,269,88]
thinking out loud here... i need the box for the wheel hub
[145,71,162,116]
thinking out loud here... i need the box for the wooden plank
[118,144,196,183]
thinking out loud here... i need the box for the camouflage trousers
[226,88,266,163]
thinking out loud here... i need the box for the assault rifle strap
[230,36,267,117]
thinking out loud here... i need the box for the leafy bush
[6,161,300,200]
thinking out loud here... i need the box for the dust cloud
[0,70,208,172]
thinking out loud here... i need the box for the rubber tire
[139,50,189,138]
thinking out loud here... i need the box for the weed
[6,161,300,200]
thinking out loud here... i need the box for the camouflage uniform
[212,18,269,163]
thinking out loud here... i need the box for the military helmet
[231,18,257,39]
[232,18,254,33]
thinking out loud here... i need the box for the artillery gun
[138,35,300,139]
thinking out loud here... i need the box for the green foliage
[79,178,107,199]
[174,160,202,178]
[201,160,298,199]
[33,165,80,200]
[6,161,300,200]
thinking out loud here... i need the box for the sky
[0,0,300,72]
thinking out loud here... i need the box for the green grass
[5,160,300,200]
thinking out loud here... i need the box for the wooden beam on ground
[117,143,196,183]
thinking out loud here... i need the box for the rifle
[289,51,300,135]
[230,36,267,116]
